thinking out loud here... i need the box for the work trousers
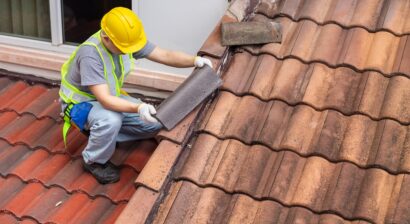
[81,95,162,164]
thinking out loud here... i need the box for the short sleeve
[133,41,156,59]
[77,46,106,86]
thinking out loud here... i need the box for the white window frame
[49,0,64,47]
[0,0,85,53]
[0,0,143,53]
[132,0,139,13]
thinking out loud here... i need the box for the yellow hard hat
[101,7,147,53]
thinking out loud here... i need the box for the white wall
[133,0,228,76]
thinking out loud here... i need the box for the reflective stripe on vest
[59,30,134,104]
[59,30,134,145]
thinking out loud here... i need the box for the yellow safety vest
[59,30,134,145]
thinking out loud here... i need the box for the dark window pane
[0,0,51,40]
[63,0,131,44]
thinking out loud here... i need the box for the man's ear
[100,31,109,41]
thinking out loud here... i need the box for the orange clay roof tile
[151,0,410,223]
[0,76,158,223]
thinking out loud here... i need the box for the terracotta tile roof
[174,134,409,222]
[2,0,410,223]
[0,76,157,223]
[200,92,410,173]
[223,53,410,123]
[150,0,410,223]
[244,16,410,77]
[257,0,410,35]
[154,181,372,224]
[0,212,37,224]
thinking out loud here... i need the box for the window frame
[0,0,138,53]
[0,0,185,96]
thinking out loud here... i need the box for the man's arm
[89,84,158,123]
[89,84,140,113]
[146,46,195,68]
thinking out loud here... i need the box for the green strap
[62,104,74,146]
[63,117,71,147]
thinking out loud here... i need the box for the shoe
[83,161,120,184]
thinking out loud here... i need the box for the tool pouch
[62,102,93,146]
[68,102,93,131]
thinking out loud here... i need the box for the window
[0,0,227,76]
[0,0,51,40]
[0,0,131,47]
[63,0,131,44]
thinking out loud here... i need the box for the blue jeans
[80,95,162,164]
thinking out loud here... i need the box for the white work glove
[138,103,158,123]
[194,56,213,68]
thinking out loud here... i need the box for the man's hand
[138,103,158,123]
[194,56,213,68]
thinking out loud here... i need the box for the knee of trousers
[149,122,163,133]
[90,112,123,135]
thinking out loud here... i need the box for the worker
[59,7,212,184]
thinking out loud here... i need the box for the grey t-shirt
[67,41,155,94]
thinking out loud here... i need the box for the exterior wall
[0,1,228,95]
[133,0,229,76]
[0,43,183,98]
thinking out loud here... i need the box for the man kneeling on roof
[59,7,212,184]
